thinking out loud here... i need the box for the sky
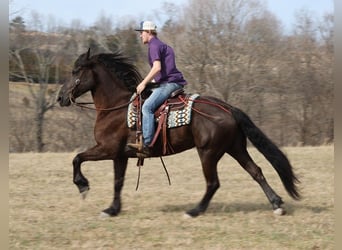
[9,0,334,32]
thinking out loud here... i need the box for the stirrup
[127,142,143,152]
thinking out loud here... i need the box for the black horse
[57,49,300,217]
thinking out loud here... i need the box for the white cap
[135,21,157,31]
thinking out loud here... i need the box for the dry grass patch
[10,146,334,249]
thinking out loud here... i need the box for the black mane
[75,51,142,93]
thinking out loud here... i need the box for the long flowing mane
[74,51,143,93]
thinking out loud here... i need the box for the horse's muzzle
[55,85,72,107]
[57,95,71,107]
[56,91,71,107]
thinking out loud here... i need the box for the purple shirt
[148,37,187,85]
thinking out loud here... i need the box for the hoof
[99,212,111,219]
[273,207,286,216]
[101,207,120,217]
[80,189,89,200]
[183,213,194,219]
[185,208,201,218]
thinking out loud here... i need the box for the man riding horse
[127,21,187,157]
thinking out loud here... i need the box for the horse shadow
[160,201,331,216]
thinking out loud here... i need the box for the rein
[70,98,135,111]
[69,90,136,111]
[178,96,232,118]
[69,75,231,115]
[68,76,136,111]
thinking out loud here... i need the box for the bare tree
[9,16,31,82]
[8,1,334,151]
[283,9,333,145]
[10,13,64,151]
[318,13,334,143]
[177,0,267,101]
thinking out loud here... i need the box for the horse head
[57,48,96,106]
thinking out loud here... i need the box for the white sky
[9,0,334,31]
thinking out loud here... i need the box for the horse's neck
[91,70,132,109]
[92,86,131,110]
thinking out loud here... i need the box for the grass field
[9,146,334,249]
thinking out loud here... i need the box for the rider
[127,21,187,156]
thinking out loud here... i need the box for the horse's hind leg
[186,149,222,218]
[229,148,285,215]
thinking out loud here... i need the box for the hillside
[9,82,95,152]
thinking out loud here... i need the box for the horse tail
[230,106,301,200]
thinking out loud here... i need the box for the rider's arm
[136,60,161,94]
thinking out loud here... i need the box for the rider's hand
[136,82,147,95]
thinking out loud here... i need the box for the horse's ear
[86,48,91,60]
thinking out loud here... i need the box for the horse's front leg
[72,145,111,198]
[101,157,128,217]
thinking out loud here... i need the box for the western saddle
[131,87,190,155]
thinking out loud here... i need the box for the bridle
[68,77,135,111]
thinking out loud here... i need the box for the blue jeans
[142,82,183,146]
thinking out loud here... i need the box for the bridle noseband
[69,78,81,103]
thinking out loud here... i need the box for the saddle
[128,88,199,155]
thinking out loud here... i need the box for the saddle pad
[127,93,200,129]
